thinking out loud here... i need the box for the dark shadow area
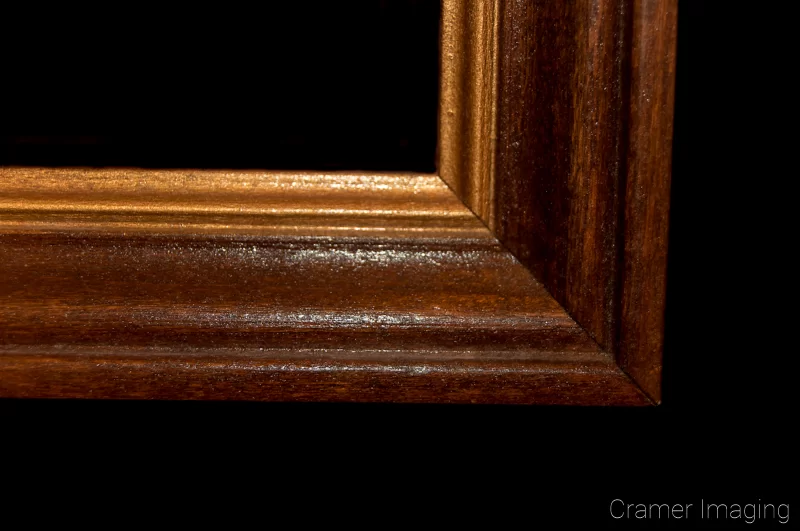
[0,1,439,171]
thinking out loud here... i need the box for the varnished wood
[0,231,595,353]
[445,0,676,402]
[438,0,498,223]
[0,1,676,405]
[0,168,649,404]
[617,0,677,401]
[0,169,483,238]
[493,0,629,364]
[0,350,646,405]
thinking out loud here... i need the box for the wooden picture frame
[0,0,676,405]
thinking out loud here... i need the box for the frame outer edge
[617,0,678,403]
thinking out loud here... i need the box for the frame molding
[441,0,676,402]
[0,0,676,405]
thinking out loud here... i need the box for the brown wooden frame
[0,0,676,405]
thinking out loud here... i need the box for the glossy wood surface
[0,1,676,405]
[493,0,628,360]
[449,0,676,401]
[0,350,644,405]
[617,0,676,400]
[0,169,481,238]
[0,168,647,404]
[0,232,593,352]
[438,0,498,223]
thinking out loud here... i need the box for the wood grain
[0,168,647,404]
[0,232,595,353]
[0,349,645,405]
[493,0,628,355]
[0,0,676,404]
[445,0,676,402]
[617,0,677,402]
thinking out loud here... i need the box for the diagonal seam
[436,172,657,406]
[433,173,616,359]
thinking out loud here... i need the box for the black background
[1,2,794,525]
[1,0,439,171]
